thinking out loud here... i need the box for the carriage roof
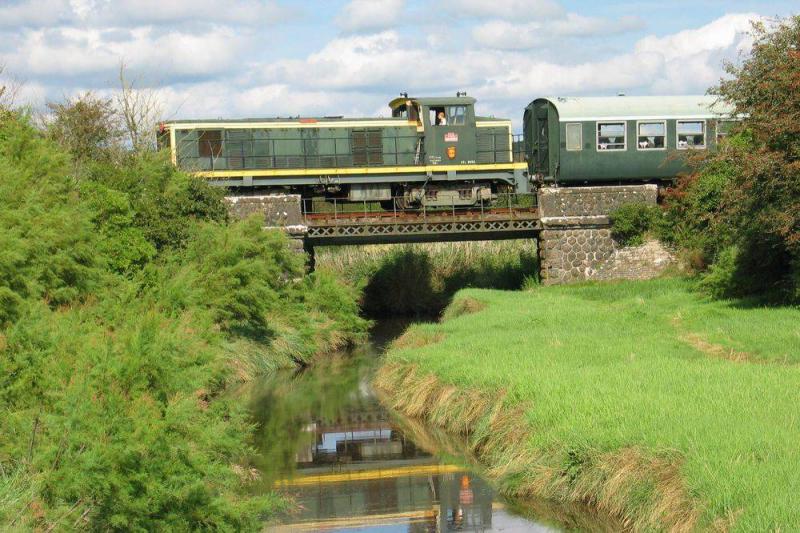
[533,95,734,122]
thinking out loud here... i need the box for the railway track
[304,206,538,223]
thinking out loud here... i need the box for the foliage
[609,203,665,246]
[0,113,101,326]
[380,279,800,530]
[46,92,124,165]
[0,109,365,529]
[666,16,800,300]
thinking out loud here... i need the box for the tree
[45,92,124,165]
[668,16,800,300]
[116,62,162,152]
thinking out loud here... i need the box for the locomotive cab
[389,95,479,166]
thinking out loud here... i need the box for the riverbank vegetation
[316,240,538,317]
[657,16,800,302]
[0,96,365,529]
[376,279,800,530]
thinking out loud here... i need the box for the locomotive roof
[535,95,734,122]
[388,96,477,109]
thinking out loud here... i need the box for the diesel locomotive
[160,93,733,206]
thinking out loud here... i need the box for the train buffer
[301,193,541,246]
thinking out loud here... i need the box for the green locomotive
[162,93,734,203]
[162,94,527,208]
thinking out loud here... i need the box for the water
[246,320,561,532]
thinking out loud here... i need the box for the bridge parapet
[536,185,672,285]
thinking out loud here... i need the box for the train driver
[437,110,447,126]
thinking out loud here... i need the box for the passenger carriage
[524,95,735,184]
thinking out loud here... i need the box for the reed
[316,240,538,317]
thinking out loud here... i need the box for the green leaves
[0,109,365,530]
[666,16,800,301]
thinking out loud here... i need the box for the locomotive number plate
[444,132,459,142]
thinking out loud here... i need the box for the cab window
[429,107,446,126]
[447,105,466,126]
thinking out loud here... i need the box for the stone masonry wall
[224,194,304,229]
[224,194,309,265]
[538,184,658,219]
[537,185,672,285]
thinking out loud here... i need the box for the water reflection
[247,321,558,532]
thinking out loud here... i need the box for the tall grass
[317,240,539,317]
[376,278,800,530]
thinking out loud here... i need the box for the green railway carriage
[162,95,528,207]
[524,95,735,184]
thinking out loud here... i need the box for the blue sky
[0,0,796,128]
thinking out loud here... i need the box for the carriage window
[447,105,466,126]
[198,129,222,158]
[637,121,666,150]
[566,123,582,151]
[597,121,626,151]
[677,120,705,149]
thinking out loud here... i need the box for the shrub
[610,203,664,246]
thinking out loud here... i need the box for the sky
[0,0,796,129]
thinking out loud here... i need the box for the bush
[610,203,665,246]
[0,110,365,529]
[666,16,800,301]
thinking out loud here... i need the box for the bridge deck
[303,205,541,246]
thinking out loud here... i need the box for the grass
[375,278,800,531]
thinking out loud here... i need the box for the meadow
[375,278,800,531]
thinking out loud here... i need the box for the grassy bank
[374,278,800,530]
[316,240,538,317]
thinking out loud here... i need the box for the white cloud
[0,0,69,28]
[0,0,292,28]
[635,13,755,62]
[441,0,564,21]
[472,12,645,50]
[5,26,246,78]
[0,3,765,133]
[336,0,406,33]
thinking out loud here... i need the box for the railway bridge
[225,185,671,284]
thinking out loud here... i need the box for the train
[160,93,733,207]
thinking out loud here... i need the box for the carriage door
[424,104,476,166]
[534,104,549,175]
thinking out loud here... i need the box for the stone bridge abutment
[223,185,673,285]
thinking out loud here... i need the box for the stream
[246,320,563,532]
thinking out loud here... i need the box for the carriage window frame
[636,120,667,151]
[565,123,582,151]
[676,119,706,150]
[596,121,627,152]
